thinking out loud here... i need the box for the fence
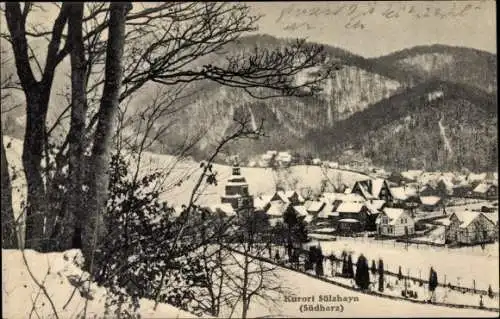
[248,241,499,298]
[224,245,500,313]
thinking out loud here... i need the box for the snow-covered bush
[92,153,222,317]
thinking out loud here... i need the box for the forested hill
[1,34,497,172]
[306,81,498,172]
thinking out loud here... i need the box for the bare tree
[223,211,287,319]
[1,43,19,248]
[3,2,335,256]
[1,127,18,248]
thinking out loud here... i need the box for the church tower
[221,165,254,212]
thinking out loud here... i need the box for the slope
[307,81,498,172]
[372,44,497,94]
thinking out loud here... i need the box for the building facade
[221,166,254,212]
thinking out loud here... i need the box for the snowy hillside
[2,249,204,318]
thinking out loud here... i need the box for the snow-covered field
[3,135,370,210]
[224,254,498,318]
[312,238,499,291]
[2,249,203,319]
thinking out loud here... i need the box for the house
[306,201,326,219]
[452,184,474,198]
[418,184,440,197]
[254,195,273,212]
[436,177,454,197]
[320,192,365,204]
[351,179,394,202]
[312,158,322,166]
[270,190,305,205]
[316,201,336,222]
[419,196,443,212]
[445,211,497,245]
[293,205,313,223]
[292,205,309,218]
[334,202,370,231]
[365,199,386,213]
[265,201,292,226]
[467,172,487,184]
[276,151,292,166]
[327,161,339,169]
[364,200,385,230]
[402,170,424,182]
[472,183,498,200]
[259,153,274,167]
[209,203,236,218]
[376,208,415,237]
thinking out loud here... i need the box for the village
[213,152,498,247]
[194,159,499,311]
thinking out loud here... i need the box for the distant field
[135,149,371,207]
[3,135,371,212]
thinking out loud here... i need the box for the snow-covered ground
[2,249,204,318]
[321,271,500,311]
[312,238,499,291]
[3,135,370,210]
[226,258,498,318]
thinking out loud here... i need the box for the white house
[327,161,339,169]
[266,201,290,226]
[376,208,415,237]
[276,151,292,166]
[312,158,322,166]
[445,211,497,245]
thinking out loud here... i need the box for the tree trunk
[65,3,87,251]
[23,92,49,250]
[241,248,249,319]
[83,2,130,270]
[5,3,68,251]
[1,128,19,248]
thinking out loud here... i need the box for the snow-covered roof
[354,178,389,200]
[483,213,499,224]
[390,187,408,201]
[321,193,365,203]
[304,214,314,223]
[467,172,487,182]
[381,208,407,225]
[226,181,248,187]
[317,202,335,218]
[261,154,273,160]
[338,218,360,223]
[419,196,442,206]
[293,205,308,217]
[401,170,423,181]
[452,211,496,228]
[450,211,481,229]
[280,190,305,203]
[473,183,494,194]
[221,194,242,199]
[307,201,326,213]
[365,199,386,212]
[254,197,270,210]
[371,179,386,198]
[303,200,315,209]
[335,202,365,213]
[211,203,236,217]
[267,201,289,217]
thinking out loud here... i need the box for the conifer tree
[378,259,384,292]
[355,254,370,290]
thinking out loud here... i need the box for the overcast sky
[248,0,496,57]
